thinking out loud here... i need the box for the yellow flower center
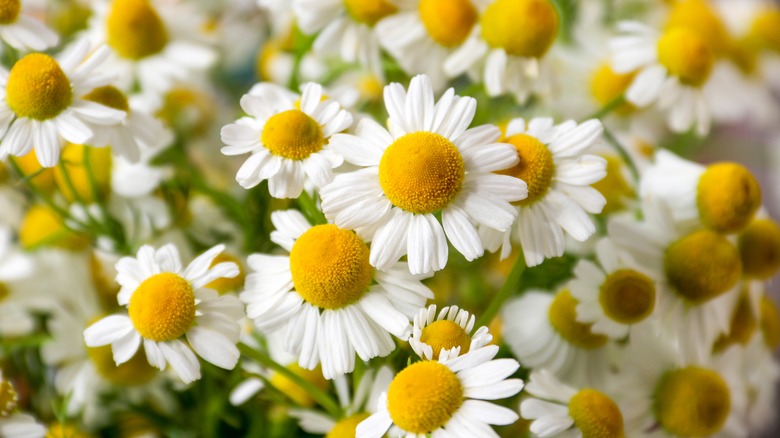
[589,64,636,115]
[729,36,759,76]
[387,361,463,434]
[420,320,471,359]
[5,54,73,120]
[714,290,757,352]
[289,225,373,309]
[592,155,633,214]
[326,413,371,438]
[0,0,20,24]
[156,86,215,135]
[106,0,169,60]
[568,389,625,438]
[12,152,57,193]
[0,282,8,302]
[378,132,465,214]
[344,0,397,26]
[738,219,780,279]
[0,379,18,417]
[83,85,131,113]
[54,143,113,204]
[261,109,325,160]
[654,367,731,437]
[481,0,559,58]
[664,230,741,304]
[497,133,555,207]
[128,272,196,342]
[664,0,730,56]
[697,162,761,234]
[657,27,714,86]
[205,252,245,294]
[751,9,780,53]
[418,0,478,48]
[760,296,780,350]
[599,269,655,325]
[86,344,158,386]
[269,364,329,408]
[19,204,88,251]
[549,290,609,349]
[46,424,93,438]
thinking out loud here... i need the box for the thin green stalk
[585,94,626,121]
[602,127,640,184]
[297,190,327,225]
[474,253,526,332]
[7,159,82,226]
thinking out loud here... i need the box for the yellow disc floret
[0,379,18,417]
[83,85,131,112]
[738,219,780,279]
[54,143,113,203]
[261,109,325,160]
[418,0,477,48]
[664,230,741,304]
[751,9,780,53]
[106,0,168,60]
[481,0,559,58]
[714,289,757,351]
[568,389,625,438]
[549,290,609,349]
[128,273,196,341]
[599,269,655,325]
[0,0,20,24]
[269,364,329,408]
[654,367,731,436]
[697,162,761,233]
[344,0,397,26]
[326,413,371,438]
[760,296,780,350]
[289,225,373,309]
[379,132,465,214]
[86,345,158,386]
[205,252,245,294]
[657,27,714,86]
[386,361,463,434]
[497,133,555,207]
[664,0,730,56]
[420,320,471,359]
[590,64,636,115]
[6,54,72,120]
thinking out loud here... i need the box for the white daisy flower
[321,74,527,275]
[242,209,433,379]
[408,305,492,361]
[520,369,630,437]
[83,244,244,384]
[0,39,125,167]
[220,82,352,196]
[357,345,523,438]
[568,238,659,339]
[479,117,606,267]
[0,372,46,438]
[0,0,58,51]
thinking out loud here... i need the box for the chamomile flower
[0,372,46,438]
[0,0,58,51]
[737,218,780,280]
[0,40,125,167]
[83,244,244,384]
[242,210,433,378]
[321,74,527,274]
[357,345,523,438]
[408,305,492,361]
[220,82,352,196]
[479,117,607,267]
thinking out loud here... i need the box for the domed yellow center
[270,364,329,408]
[761,296,780,350]
[714,290,757,352]
[378,132,465,214]
[420,320,471,359]
[106,0,169,60]
[549,290,609,349]
[599,269,655,325]
[497,133,554,207]
[289,225,373,309]
[738,219,780,279]
[697,162,761,233]
[387,361,463,434]
[418,0,477,48]
[664,230,741,304]
[326,413,371,438]
[657,28,714,86]
[481,0,559,58]
[6,54,72,120]
[664,0,730,56]
[83,85,130,112]
[654,367,731,437]
[86,344,158,386]
[54,143,113,203]
[0,0,20,24]
[261,109,325,160]
[128,272,196,342]
[205,252,245,294]
[590,64,636,115]
[568,389,625,438]
[0,380,17,417]
[751,9,780,53]
[344,0,397,26]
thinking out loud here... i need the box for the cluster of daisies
[0,0,778,437]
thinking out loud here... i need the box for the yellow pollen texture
[128,272,196,342]
[697,162,761,233]
[86,344,157,386]
[289,225,373,309]
[261,109,325,160]
[83,85,130,112]
[387,361,463,434]
[420,320,471,359]
[54,143,113,204]
[481,0,559,58]
[751,9,780,53]
[549,290,609,349]
[657,27,714,86]
[6,54,72,120]
[344,0,397,26]
[379,132,465,214]
[760,296,780,350]
[568,389,626,438]
[0,380,18,417]
[738,219,780,279]
[418,0,477,48]
[325,413,371,438]
[664,230,741,304]
[497,133,555,207]
[664,0,730,56]
[0,0,20,24]
[590,64,636,115]
[714,290,757,351]
[106,0,169,60]
[269,364,329,408]
[654,367,731,436]
[599,269,655,324]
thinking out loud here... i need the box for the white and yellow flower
[0,0,58,52]
[408,304,492,361]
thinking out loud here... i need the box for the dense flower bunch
[0,0,778,437]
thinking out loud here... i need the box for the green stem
[585,94,626,121]
[7,159,81,225]
[602,127,640,184]
[474,253,526,332]
[297,190,327,225]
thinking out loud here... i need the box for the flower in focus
[409,304,492,361]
